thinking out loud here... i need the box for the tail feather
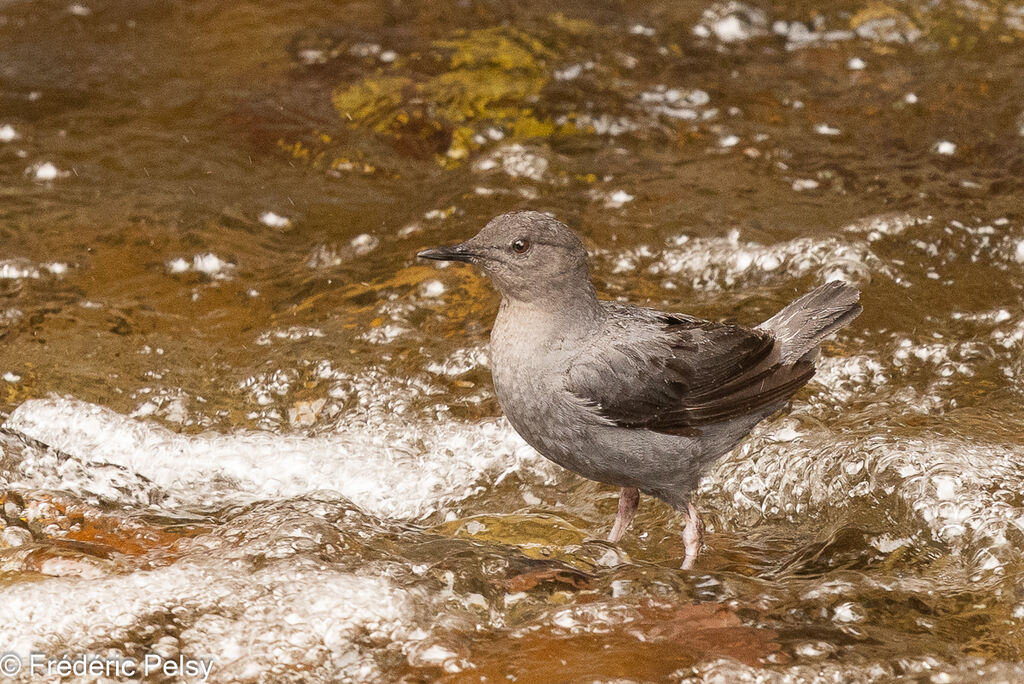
[758,281,862,364]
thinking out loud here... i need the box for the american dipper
[419,211,861,568]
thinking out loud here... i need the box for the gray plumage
[419,211,861,560]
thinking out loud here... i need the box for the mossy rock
[330,26,556,166]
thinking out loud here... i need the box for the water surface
[1,0,1024,681]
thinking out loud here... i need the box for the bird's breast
[489,303,599,469]
[489,316,549,425]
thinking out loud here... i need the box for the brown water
[1,0,1024,681]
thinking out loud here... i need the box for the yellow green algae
[278,3,1024,174]
[329,26,556,166]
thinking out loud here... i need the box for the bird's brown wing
[564,311,814,435]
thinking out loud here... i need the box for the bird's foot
[607,487,640,543]
[681,502,705,570]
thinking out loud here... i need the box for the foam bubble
[706,422,1024,571]
[426,347,489,376]
[683,657,1024,683]
[693,2,770,42]
[639,86,713,121]
[259,211,291,228]
[3,398,553,520]
[350,233,378,255]
[474,144,548,181]
[0,260,41,279]
[27,161,67,181]
[167,254,235,279]
[254,327,326,346]
[420,280,445,297]
[639,233,887,290]
[0,518,425,682]
[603,190,635,208]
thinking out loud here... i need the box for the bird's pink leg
[607,487,640,543]
[681,502,705,570]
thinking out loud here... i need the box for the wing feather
[565,306,813,434]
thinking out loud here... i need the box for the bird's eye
[511,238,531,254]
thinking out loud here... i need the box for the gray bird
[419,211,861,568]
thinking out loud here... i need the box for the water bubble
[259,211,291,228]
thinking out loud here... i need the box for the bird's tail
[758,281,862,364]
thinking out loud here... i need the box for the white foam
[193,253,232,277]
[843,213,927,242]
[892,338,973,377]
[255,327,326,346]
[349,42,380,58]
[306,244,344,269]
[685,657,1024,683]
[0,260,41,279]
[792,178,819,191]
[426,347,489,376]
[554,64,584,81]
[474,144,548,181]
[359,324,407,344]
[0,259,66,279]
[259,211,291,229]
[167,254,234,279]
[1010,239,1024,265]
[27,161,67,181]
[854,13,922,44]
[298,48,328,65]
[0,547,423,681]
[0,124,18,142]
[706,423,1024,571]
[640,232,887,290]
[603,189,635,208]
[693,2,770,42]
[423,207,455,220]
[639,86,713,122]
[420,280,445,297]
[167,257,189,273]
[350,233,378,255]
[811,354,889,405]
[629,24,655,37]
[3,398,553,520]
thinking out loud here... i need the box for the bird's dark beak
[417,243,478,263]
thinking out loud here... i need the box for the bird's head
[418,211,595,305]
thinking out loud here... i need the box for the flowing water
[1,0,1024,681]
